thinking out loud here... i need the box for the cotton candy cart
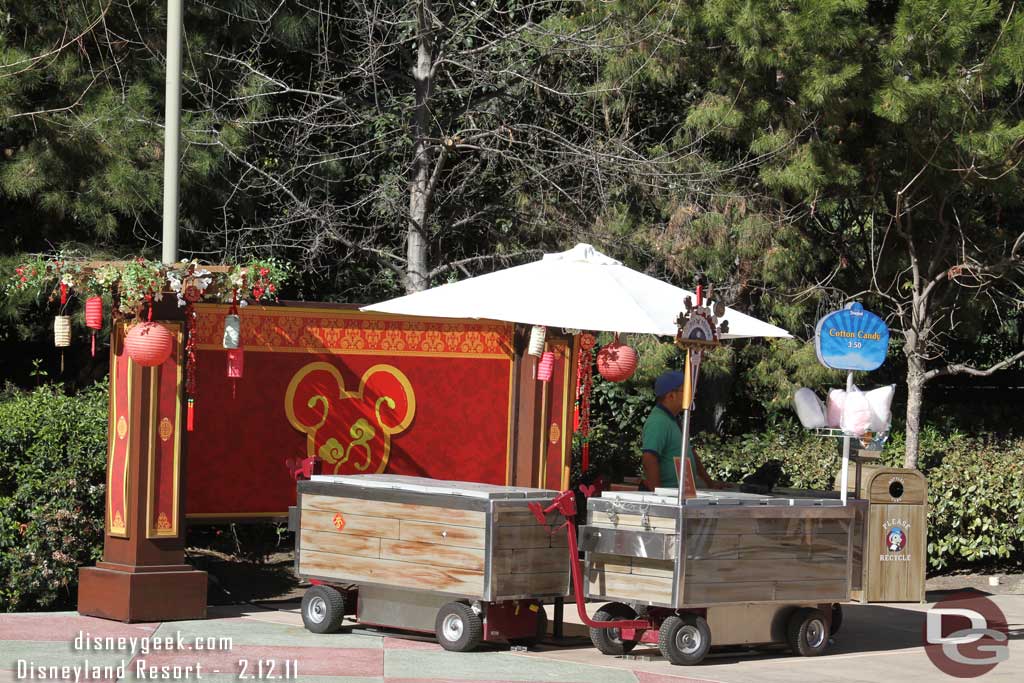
[529,487,867,665]
[288,474,571,651]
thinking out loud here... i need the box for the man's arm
[641,451,660,491]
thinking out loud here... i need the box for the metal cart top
[309,473,559,500]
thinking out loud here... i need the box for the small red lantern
[596,336,638,382]
[124,322,174,367]
[85,296,103,357]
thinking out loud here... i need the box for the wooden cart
[288,474,570,651]
[558,488,868,664]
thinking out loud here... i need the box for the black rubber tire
[787,608,829,657]
[658,614,712,666]
[435,602,484,653]
[829,603,843,636]
[589,602,639,656]
[300,585,346,634]
[509,606,548,647]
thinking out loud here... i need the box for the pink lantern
[85,296,103,357]
[124,322,173,367]
[537,351,555,381]
[596,337,638,382]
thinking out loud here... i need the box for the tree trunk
[406,0,434,294]
[904,358,926,469]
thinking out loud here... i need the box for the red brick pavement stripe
[382,637,443,651]
[0,614,158,642]
[129,645,383,677]
[635,670,722,683]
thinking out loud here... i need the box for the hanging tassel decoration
[187,397,195,431]
[226,348,244,399]
[576,333,596,473]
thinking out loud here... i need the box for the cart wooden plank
[302,494,486,528]
[587,567,673,604]
[300,548,485,595]
[686,558,848,584]
[399,520,487,549]
[300,529,381,559]
[493,571,570,596]
[495,524,567,549]
[493,547,569,575]
[381,539,485,571]
[302,510,400,539]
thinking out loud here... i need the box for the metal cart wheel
[589,602,640,655]
[658,614,712,666]
[435,602,483,653]
[787,608,829,657]
[509,606,548,648]
[829,603,843,636]
[300,585,346,634]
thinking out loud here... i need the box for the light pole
[161,0,183,265]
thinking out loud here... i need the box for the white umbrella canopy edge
[361,244,793,339]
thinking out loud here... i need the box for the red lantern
[124,322,174,367]
[85,296,103,357]
[596,337,638,382]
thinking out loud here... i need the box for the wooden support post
[78,317,207,622]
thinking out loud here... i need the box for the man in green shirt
[640,370,720,491]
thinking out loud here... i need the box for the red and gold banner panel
[540,342,573,491]
[186,305,515,518]
[147,323,184,538]
[107,352,132,537]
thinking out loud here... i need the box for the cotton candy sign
[815,302,889,371]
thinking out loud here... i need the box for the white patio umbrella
[362,244,791,339]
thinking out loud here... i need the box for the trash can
[839,464,927,603]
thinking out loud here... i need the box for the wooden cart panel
[584,496,855,608]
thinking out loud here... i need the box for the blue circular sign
[815,302,889,371]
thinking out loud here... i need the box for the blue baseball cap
[654,370,685,397]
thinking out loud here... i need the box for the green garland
[8,254,294,318]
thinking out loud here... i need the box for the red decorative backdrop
[185,306,516,518]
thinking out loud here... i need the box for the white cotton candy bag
[793,388,827,429]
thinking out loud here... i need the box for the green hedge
[0,381,109,611]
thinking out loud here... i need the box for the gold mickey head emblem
[117,416,128,440]
[159,417,173,442]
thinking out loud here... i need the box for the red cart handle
[534,488,652,632]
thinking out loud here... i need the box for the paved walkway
[0,593,1021,683]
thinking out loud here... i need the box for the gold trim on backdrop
[145,366,160,537]
[559,340,577,490]
[195,344,509,360]
[504,358,515,485]
[108,353,131,538]
[146,324,184,538]
[187,512,285,519]
[535,360,550,489]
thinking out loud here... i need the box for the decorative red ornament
[596,337,638,382]
[124,322,174,367]
[576,332,597,473]
[537,351,555,381]
[85,296,103,357]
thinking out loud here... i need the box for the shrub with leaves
[0,380,109,611]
